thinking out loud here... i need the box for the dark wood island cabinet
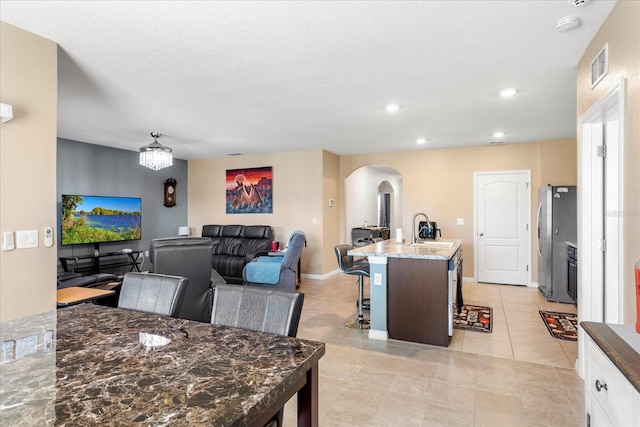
[349,239,462,347]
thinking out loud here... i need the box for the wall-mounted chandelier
[139,132,172,171]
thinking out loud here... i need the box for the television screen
[61,195,142,246]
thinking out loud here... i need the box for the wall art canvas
[226,166,273,214]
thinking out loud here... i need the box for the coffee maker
[418,221,442,240]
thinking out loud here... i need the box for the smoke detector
[556,16,581,32]
[568,0,590,7]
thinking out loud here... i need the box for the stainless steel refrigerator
[537,185,577,304]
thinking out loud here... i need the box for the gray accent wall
[57,138,188,267]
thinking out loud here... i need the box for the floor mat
[539,310,578,341]
[453,304,492,333]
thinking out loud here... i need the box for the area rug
[539,310,578,341]
[453,304,492,333]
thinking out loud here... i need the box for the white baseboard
[529,282,539,288]
[301,269,340,281]
[368,329,388,341]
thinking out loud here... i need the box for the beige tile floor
[283,273,583,426]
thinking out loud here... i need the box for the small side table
[57,286,115,307]
[267,251,301,289]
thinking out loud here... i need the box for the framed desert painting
[225,166,273,214]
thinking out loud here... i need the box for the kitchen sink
[410,240,454,248]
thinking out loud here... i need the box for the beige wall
[0,22,57,322]
[322,150,341,276]
[577,0,640,324]
[188,139,576,280]
[340,139,577,280]
[188,150,327,275]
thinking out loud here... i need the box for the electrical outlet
[456,218,464,226]
[373,273,382,286]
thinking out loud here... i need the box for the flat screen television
[61,195,142,246]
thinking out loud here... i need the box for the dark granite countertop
[581,321,640,394]
[0,304,325,426]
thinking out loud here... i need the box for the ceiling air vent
[591,44,608,88]
[568,0,590,7]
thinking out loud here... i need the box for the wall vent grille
[591,44,608,89]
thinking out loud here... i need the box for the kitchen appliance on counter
[537,185,577,304]
[418,221,442,240]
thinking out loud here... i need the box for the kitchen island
[349,239,463,346]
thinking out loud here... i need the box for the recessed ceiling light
[416,138,427,145]
[500,88,517,97]
[386,104,399,113]
[493,131,505,138]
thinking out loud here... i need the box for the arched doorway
[345,165,402,245]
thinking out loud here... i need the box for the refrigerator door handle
[536,202,542,257]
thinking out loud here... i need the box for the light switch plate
[456,218,464,226]
[16,335,38,359]
[2,232,14,251]
[1,340,15,363]
[16,230,38,249]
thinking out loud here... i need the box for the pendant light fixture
[139,132,173,171]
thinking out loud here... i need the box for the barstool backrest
[334,244,354,272]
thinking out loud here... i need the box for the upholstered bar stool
[334,245,370,330]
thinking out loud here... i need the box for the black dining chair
[211,283,304,337]
[211,284,304,426]
[117,272,188,317]
[334,245,370,329]
[148,237,214,322]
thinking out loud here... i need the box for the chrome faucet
[412,212,430,244]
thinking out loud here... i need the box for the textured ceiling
[1,1,617,160]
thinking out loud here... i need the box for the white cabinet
[583,324,640,427]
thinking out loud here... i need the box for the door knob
[479,233,484,236]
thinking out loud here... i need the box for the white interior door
[577,79,625,379]
[475,170,530,285]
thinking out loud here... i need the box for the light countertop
[348,238,462,260]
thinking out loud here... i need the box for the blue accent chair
[242,231,306,291]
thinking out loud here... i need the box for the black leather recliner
[201,225,272,284]
[149,237,214,322]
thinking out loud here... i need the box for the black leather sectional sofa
[201,224,273,284]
